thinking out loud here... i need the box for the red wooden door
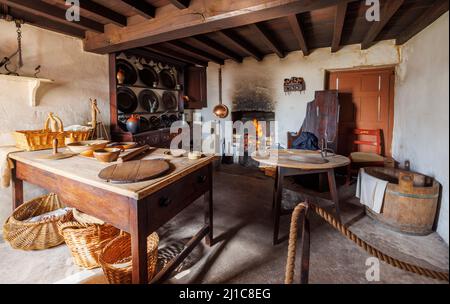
[328,68,395,157]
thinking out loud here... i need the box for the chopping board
[98,159,170,183]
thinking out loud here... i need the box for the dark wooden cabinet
[185,66,207,109]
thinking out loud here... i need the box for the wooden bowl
[93,148,122,163]
[107,142,138,150]
[67,140,109,154]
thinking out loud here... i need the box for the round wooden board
[98,159,170,183]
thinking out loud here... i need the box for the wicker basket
[2,193,67,250]
[99,232,159,284]
[58,211,120,269]
[14,113,92,151]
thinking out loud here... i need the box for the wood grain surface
[98,159,170,183]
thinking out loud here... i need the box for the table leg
[327,168,341,222]
[204,164,214,246]
[130,202,148,284]
[273,167,284,245]
[11,165,23,211]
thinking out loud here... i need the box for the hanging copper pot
[213,66,229,119]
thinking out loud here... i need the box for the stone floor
[0,164,448,284]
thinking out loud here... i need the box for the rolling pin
[117,145,150,163]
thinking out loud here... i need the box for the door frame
[324,66,396,157]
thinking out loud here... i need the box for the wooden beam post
[287,14,309,56]
[78,0,127,27]
[145,45,208,66]
[0,0,104,33]
[218,30,263,61]
[361,0,404,49]
[331,1,348,53]
[169,0,191,10]
[121,0,155,19]
[191,36,243,63]
[249,23,285,58]
[166,41,225,65]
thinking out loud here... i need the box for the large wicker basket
[2,193,67,250]
[99,232,159,284]
[58,212,120,269]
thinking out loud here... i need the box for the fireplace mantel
[0,74,54,107]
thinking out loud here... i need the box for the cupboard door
[185,66,207,109]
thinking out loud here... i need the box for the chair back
[353,129,382,155]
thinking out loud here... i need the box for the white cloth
[356,168,388,214]
[0,145,22,188]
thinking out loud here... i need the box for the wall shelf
[0,74,54,107]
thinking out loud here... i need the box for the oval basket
[58,212,120,269]
[2,193,66,250]
[99,232,159,284]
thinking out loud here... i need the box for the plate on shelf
[162,91,178,110]
[139,116,150,132]
[160,69,176,89]
[116,59,138,85]
[138,89,160,113]
[139,65,159,87]
[117,87,138,113]
[149,116,161,129]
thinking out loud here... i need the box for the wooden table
[252,149,350,245]
[9,148,215,284]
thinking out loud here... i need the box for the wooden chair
[347,128,385,183]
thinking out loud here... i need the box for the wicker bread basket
[58,211,120,269]
[99,232,159,284]
[14,113,92,151]
[2,193,67,250]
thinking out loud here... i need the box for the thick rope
[285,203,307,284]
[286,202,449,283]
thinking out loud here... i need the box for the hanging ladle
[213,66,229,119]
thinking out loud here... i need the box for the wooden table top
[10,148,216,200]
[251,149,350,170]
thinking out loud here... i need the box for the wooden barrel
[364,167,440,235]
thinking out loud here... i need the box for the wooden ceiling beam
[361,0,404,49]
[145,45,208,66]
[396,0,449,45]
[121,0,155,19]
[7,7,85,38]
[83,0,347,54]
[287,14,309,56]
[249,23,285,58]
[77,0,127,27]
[166,41,224,65]
[191,36,243,63]
[218,30,263,61]
[169,0,191,10]
[331,1,348,53]
[0,0,104,33]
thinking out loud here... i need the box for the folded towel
[0,145,22,188]
[356,168,388,214]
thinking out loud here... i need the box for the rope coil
[285,202,449,283]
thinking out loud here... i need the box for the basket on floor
[99,232,159,284]
[58,211,120,269]
[2,193,67,250]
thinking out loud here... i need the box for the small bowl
[188,151,203,160]
[67,140,109,154]
[107,142,138,150]
[165,149,187,157]
[93,148,122,163]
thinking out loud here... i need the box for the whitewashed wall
[393,12,449,243]
[202,13,449,243]
[0,20,109,225]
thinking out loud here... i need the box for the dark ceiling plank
[287,14,309,56]
[249,23,284,58]
[331,1,348,53]
[191,36,243,63]
[0,0,104,33]
[166,41,224,65]
[169,0,190,9]
[84,0,350,54]
[78,0,127,27]
[361,0,404,49]
[145,45,208,66]
[396,0,449,45]
[218,30,263,61]
[121,0,155,19]
[8,7,85,38]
